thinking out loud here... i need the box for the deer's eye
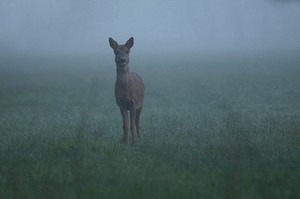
[115,50,119,54]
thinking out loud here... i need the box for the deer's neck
[116,66,130,87]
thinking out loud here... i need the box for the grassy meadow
[0,52,299,198]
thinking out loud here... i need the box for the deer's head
[109,37,134,69]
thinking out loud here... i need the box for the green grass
[0,52,299,199]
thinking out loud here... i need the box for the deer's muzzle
[119,58,127,66]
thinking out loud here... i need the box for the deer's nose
[120,58,127,64]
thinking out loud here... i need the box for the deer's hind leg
[129,109,136,143]
[135,106,143,138]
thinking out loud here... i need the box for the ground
[0,52,299,199]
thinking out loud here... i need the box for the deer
[109,37,145,144]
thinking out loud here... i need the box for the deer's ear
[125,37,134,49]
[109,37,118,49]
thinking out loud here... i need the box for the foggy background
[1,0,300,55]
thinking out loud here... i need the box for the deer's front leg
[120,108,129,144]
[130,109,136,144]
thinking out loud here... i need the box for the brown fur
[109,37,145,143]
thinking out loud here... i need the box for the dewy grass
[0,52,299,199]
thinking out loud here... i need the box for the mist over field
[1,0,300,199]
[1,0,300,55]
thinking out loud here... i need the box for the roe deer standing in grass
[109,37,144,144]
